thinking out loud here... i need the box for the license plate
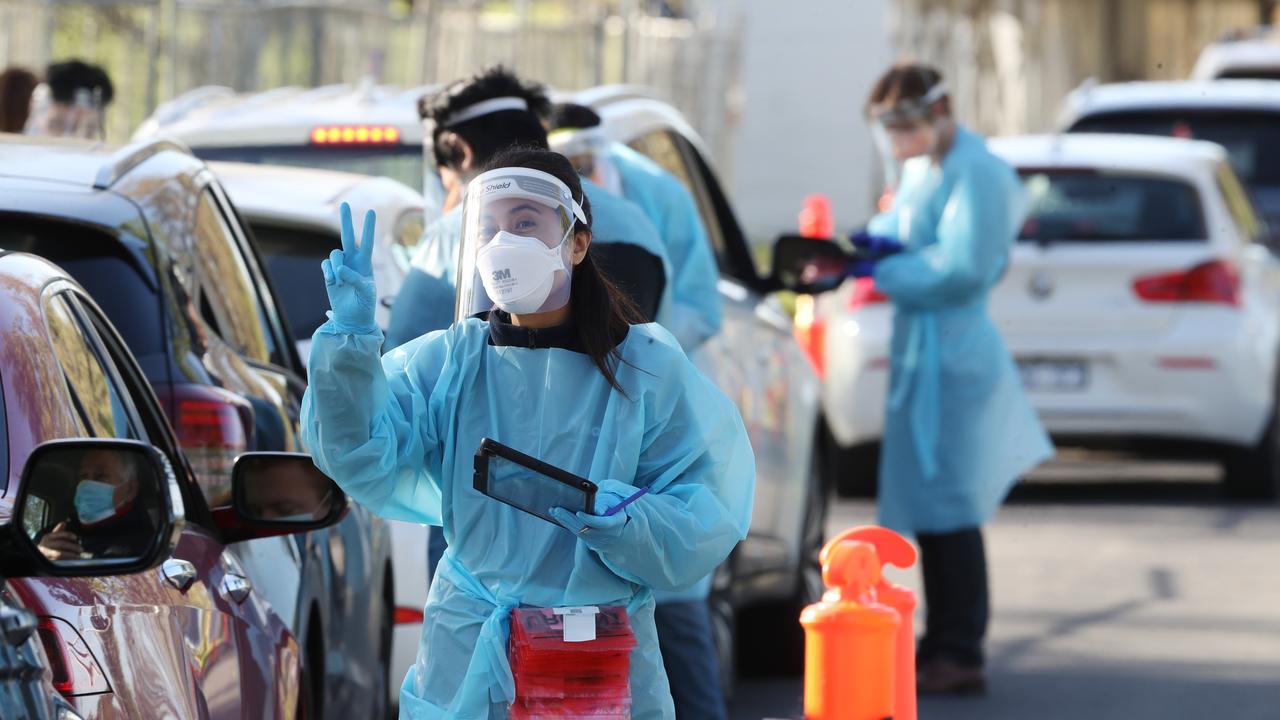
[1018,359,1089,392]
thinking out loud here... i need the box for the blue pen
[602,488,649,516]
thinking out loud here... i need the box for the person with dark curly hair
[25,59,113,138]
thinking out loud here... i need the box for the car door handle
[161,559,198,593]
[220,574,253,604]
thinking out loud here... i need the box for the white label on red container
[553,606,600,642]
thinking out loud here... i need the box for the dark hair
[420,66,550,173]
[0,66,38,132]
[866,63,946,116]
[548,103,602,131]
[482,146,645,392]
[46,60,114,106]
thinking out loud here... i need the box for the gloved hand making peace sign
[322,203,378,334]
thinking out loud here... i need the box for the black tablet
[473,438,598,528]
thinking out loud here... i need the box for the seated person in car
[38,449,155,561]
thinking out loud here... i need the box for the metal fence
[0,0,743,162]
[890,0,1266,136]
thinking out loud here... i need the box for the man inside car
[38,449,155,561]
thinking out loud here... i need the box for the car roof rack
[93,137,193,190]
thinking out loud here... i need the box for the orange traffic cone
[826,527,919,720]
[798,193,834,239]
[801,539,898,720]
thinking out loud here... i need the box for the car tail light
[847,277,889,310]
[37,617,111,696]
[1133,260,1240,306]
[793,294,826,377]
[310,125,402,145]
[394,606,425,625]
[161,384,253,507]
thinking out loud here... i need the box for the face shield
[25,85,105,139]
[455,167,588,321]
[548,126,610,179]
[869,81,949,184]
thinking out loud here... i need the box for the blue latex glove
[850,230,905,258]
[321,203,378,334]
[550,489,630,551]
[850,259,879,278]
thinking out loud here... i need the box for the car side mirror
[0,439,185,578]
[769,234,852,295]
[214,452,348,544]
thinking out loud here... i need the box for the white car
[210,160,429,706]
[139,83,827,687]
[810,133,1280,500]
[1191,28,1280,81]
[1057,80,1280,230]
[210,160,423,347]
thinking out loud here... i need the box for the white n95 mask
[476,230,571,315]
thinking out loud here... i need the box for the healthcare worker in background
[853,63,1053,695]
[571,106,723,353]
[547,103,674,326]
[304,147,754,719]
[387,65,552,348]
[550,101,730,720]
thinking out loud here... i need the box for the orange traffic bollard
[801,539,899,720]
[826,527,919,720]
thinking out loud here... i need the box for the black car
[0,135,394,718]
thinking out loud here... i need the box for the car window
[43,292,142,441]
[1017,171,1207,242]
[195,145,425,194]
[1069,111,1280,186]
[0,216,166,360]
[250,223,340,342]
[192,190,274,363]
[1216,163,1269,243]
[627,130,725,256]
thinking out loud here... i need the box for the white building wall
[729,0,891,242]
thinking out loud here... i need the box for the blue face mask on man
[74,479,120,525]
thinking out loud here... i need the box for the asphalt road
[730,452,1280,720]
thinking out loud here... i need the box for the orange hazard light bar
[310,125,402,145]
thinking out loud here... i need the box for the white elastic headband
[548,126,610,157]
[920,81,949,106]
[467,166,588,225]
[443,96,531,127]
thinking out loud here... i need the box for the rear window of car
[0,217,166,357]
[1068,110,1280,186]
[249,222,340,341]
[1017,171,1207,242]
[195,145,425,194]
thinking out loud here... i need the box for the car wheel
[708,555,738,701]
[822,422,878,498]
[378,572,395,719]
[1223,405,1280,501]
[738,450,828,678]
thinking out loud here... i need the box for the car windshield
[1017,171,1206,243]
[248,222,340,341]
[1069,110,1280,186]
[0,217,166,358]
[194,145,425,193]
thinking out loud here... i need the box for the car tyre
[823,421,878,498]
[1223,405,1280,501]
[738,450,828,678]
[708,554,738,701]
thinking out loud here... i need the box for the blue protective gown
[607,143,723,351]
[386,208,464,348]
[301,317,755,719]
[867,127,1053,535]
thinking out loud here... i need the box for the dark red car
[0,250,345,717]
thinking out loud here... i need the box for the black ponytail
[482,147,645,392]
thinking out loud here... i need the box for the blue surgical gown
[581,178,676,327]
[867,126,1053,535]
[607,143,723,351]
[387,208,463,348]
[301,317,755,719]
